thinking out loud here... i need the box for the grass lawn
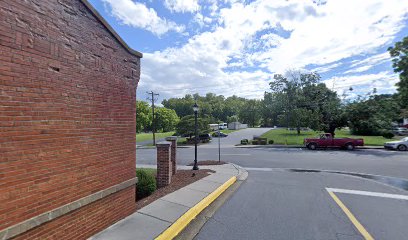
[260,129,402,146]
[136,132,175,143]
[217,129,240,134]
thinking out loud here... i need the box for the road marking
[245,167,274,171]
[327,190,374,240]
[222,154,251,156]
[327,188,408,201]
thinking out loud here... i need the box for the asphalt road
[136,128,408,239]
[196,170,408,240]
[206,128,272,147]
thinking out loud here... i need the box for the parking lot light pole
[193,102,199,170]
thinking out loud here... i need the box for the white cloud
[164,0,200,13]
[344,65,372,74]
[254,0,408,73]
[102,0,184,36]
[310,62,343,74]
[323,71,399,95]
[344,52,392,73]
[137,0,408,99]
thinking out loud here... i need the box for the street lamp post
[193,102,199,170]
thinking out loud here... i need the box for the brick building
[0,0,142,239]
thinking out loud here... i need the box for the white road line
[326,188,408,201]
[245,167,274,171]
[222,154,251,156]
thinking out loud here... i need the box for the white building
[228,122,248,130]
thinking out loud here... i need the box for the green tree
[176,115,211,138]
[302,83,346,135]
[227,115,239,123]
[388,36,408,106]
[261,92,286,127]
[269,70,321,134]
[346,94,400,135]
[162,95,195,118]
[155,107,180,132]
[162,93,248,123]
[136,101,152,133]
[238,99,262,127]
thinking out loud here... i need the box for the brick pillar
[166,136,177,176]
[156,141,172,188]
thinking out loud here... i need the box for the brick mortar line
[0,177,138,240]
[79,0,143,58]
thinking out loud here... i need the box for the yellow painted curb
[155,176,237,240]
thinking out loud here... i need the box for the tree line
[137,36,408,137]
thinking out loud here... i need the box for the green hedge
[136,169,157,199]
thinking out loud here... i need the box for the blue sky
[88,0,408,101]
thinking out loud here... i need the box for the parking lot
[196,169,408,240]
[137,128,408,239]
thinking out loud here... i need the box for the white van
[218,123,228,130]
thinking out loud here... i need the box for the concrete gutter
[89,163,247,240]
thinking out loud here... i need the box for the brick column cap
[165,136,178,141]
[156,141,172,147]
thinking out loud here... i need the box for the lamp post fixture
[193,102,199,170]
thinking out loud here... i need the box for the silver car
[392,127,408,136]
[384,137,408,151]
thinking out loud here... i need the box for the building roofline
[80,0,143,58]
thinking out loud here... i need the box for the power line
[147,91,160,146]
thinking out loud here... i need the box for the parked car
[304,133,364,150]
[189,134,212,143]
[392,127,408,136]
[384,137,408,151]
[212,131,228,137]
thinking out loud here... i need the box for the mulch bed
[136,169,215,210]
[187,160,227,166]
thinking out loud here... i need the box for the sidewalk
[89,163,247,240]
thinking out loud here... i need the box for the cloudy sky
[88,0,408,101]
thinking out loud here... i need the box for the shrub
[252,140,259,145]
[382,131,395,139]
[136,169,156,199]
[268,140,274,144]
[241,139,249,145]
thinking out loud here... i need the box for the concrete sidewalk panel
[204,174,235,184]
[161,188,209,207]
[90,213,170,240]
[138,199,189,223]
[185,179,222,193]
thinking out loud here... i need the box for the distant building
[228,122,248,130]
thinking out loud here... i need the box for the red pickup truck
[304,133,364,150]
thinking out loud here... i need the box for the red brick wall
[0,0,140,238]
[156,143,172,188]
[13,187,136,240]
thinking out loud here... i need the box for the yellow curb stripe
[327,190,374,240]
[155,176,237,240]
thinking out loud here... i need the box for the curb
[155,176,237,240]
[235,145,385,150]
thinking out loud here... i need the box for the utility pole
[218,125,221,163]
[147,91,159,146]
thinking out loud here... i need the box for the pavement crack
[137,212,172,224]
